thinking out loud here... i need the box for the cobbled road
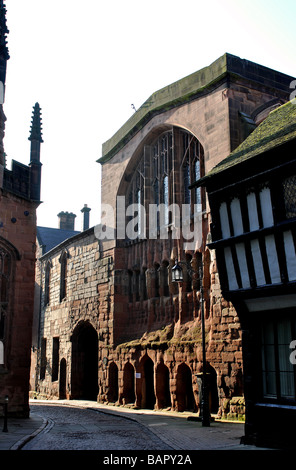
[23,402,172,451]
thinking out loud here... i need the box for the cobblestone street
[22,403,171,451]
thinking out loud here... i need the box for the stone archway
[155,361,171,409]
[176,363,196,412]
[59,358,67,399]
[122,362,135,404]
[138,355,156,409]
[108,362,119,403]
[71,322,98,400]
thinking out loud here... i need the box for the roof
[194,98,296,186]
[98,53,295,164]
[37,226,80,254]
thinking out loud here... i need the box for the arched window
[59,251,68,302]
[0,240,18,367]
[0,249,11,346]
[182,131,203,211]
[125,128,204,239]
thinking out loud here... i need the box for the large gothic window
[126,128,204,240]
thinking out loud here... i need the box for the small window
[283,175,296,219]
[261,316,296,402]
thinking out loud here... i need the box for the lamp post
[198,264,211,427]
[2,395,8,432]
[171,257,210,425]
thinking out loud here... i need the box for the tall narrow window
[162,175,169,225]
[181,131,203,211]
[183,161,191,204]
[44,261,51,306]
[40,337,47,380]
[52,337,60,382]
[137,189,142,237]
[60,251,68,302]
[194,159,201,207]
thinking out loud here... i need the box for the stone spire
[29,102,43,147]
[29,103,43,201]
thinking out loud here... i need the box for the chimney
[81,204,91,231]
[57,211,76,231]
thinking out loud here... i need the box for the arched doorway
[108,362,118,403]
[122,362,135,404]
[176,363,196,412]
[59,358,67,399]
[71,322,98,400]
[156,361,171,409]
[138,355,156,409]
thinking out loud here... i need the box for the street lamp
[171,259,183,283]
[198,264,211,427]
[2,395,8,432]
[171,256,210,425]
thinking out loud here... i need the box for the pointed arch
[0,236,19,367]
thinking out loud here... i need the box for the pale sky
[3,0,296,230]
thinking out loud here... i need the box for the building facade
[195,99,296,448]
[31,54,294,426]
[0,1,43,417]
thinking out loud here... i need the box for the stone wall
[32,230,114,400]
[0,190,37,416]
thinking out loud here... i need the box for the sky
[2,0,296,231]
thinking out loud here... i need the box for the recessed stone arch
[71,321,98,400]
[122,361,135,405]
[59,358,67,399]
[155,361,171,409]
[137,354,156,409]
[107,361,119,403]
[176,362,196,412]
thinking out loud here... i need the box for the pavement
[0,398,275,452]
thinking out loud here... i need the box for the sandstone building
[31,53,294,427]
[0,1,42,417]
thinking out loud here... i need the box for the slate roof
[37,226,80,254]
[193,98,296,187]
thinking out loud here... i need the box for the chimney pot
[57,211,76,231]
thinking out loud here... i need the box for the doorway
[71,322,98,400]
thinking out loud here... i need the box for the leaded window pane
[283,175,296,219]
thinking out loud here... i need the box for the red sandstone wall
[0,190,37,417]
